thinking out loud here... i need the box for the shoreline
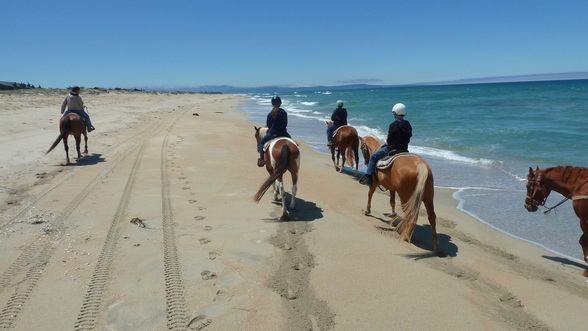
[0,89,586,330]
[240,94,585,263]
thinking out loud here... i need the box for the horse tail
[253,144,291,203]
[346,145,355,168]
[396,161,428,242]
[46,116,71,155]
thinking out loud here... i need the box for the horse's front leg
[389,191,397,217]
[83,133,88,154]
[74,135,82,159]
[363,184,377,215]
[330,147,338,171]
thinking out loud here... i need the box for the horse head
[525,167,551,212]
[254,126,268,144]
[359,135,381,166]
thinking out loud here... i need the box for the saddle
[65,110,86,122]
[262,137,298,152]
[332,125,350,137]
[376,152,413,170]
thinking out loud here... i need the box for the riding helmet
[271,96,282,106]
[336,100,344,107]
[392,103,407,116]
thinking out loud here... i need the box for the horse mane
[544,166,588,183]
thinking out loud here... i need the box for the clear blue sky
[2,1,587,89]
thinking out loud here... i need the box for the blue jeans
[64,109,92,129]
[326,124,336,143]
[366,146,390,175]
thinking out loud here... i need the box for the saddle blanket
[263,137,298,152]
[376,152,416,169]
[332,125,350,137]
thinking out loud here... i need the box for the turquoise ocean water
[239,79,588,262]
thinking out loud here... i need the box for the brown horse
[46,113,88,165]
[360,134,439,253]
[525,166,588,276]
[253,126,300,220]
[326,121,359,176]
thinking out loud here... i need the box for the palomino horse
[525,166,588,276]
[46,113,88,165]
[253,126,301,220]
[360,134,439,254]
[326,121,359,176]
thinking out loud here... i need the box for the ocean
[239,79,588,262]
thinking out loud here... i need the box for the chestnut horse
[360,134,439,254]
[46,113,88,165]
[525,166,588,276]
[253,126,300,220]
[326,121,359,176]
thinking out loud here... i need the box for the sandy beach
[0,89,587,331]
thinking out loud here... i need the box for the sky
[2,0,587,89]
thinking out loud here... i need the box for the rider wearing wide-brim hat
[61,86,95,132]
[257,96,292,167]
[360,103,412,186]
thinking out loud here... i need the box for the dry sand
[0,89,587,331]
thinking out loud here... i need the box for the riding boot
[359,174,373,186]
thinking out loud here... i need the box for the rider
[326,100,348,147]
[257,96,291,167]
[359,103,412,186]
[61,86,95,132]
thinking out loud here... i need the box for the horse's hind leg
[289,172,298,210]
[423,188,441,255]
[63,137,70,165]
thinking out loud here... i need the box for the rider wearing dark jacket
[257,96,292,167]
[327,100,348,146]
[360,103,412,186]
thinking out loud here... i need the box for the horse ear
[529,167,534,174]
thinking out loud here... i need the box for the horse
[46,113,88,165]
[253,126,301,220]
[359,134,439,254]
[326,121,359,176]
[525,166,588,276]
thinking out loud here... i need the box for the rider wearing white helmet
[326,100,348,146]
[360,103,412,186]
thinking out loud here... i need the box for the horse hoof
[583,269,588,277]
[435,248,446,257]
[362,209,370,216]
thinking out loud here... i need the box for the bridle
[527,171,588,214]
[526,173,550,208]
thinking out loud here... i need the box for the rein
[542,180,588,215]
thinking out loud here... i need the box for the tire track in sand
[0,122,161,329]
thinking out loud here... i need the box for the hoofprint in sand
[0,89,587,330]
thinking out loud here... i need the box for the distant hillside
[136,71,588,94]
[0,81,41,90]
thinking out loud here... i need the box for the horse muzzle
[524,202,538,212]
